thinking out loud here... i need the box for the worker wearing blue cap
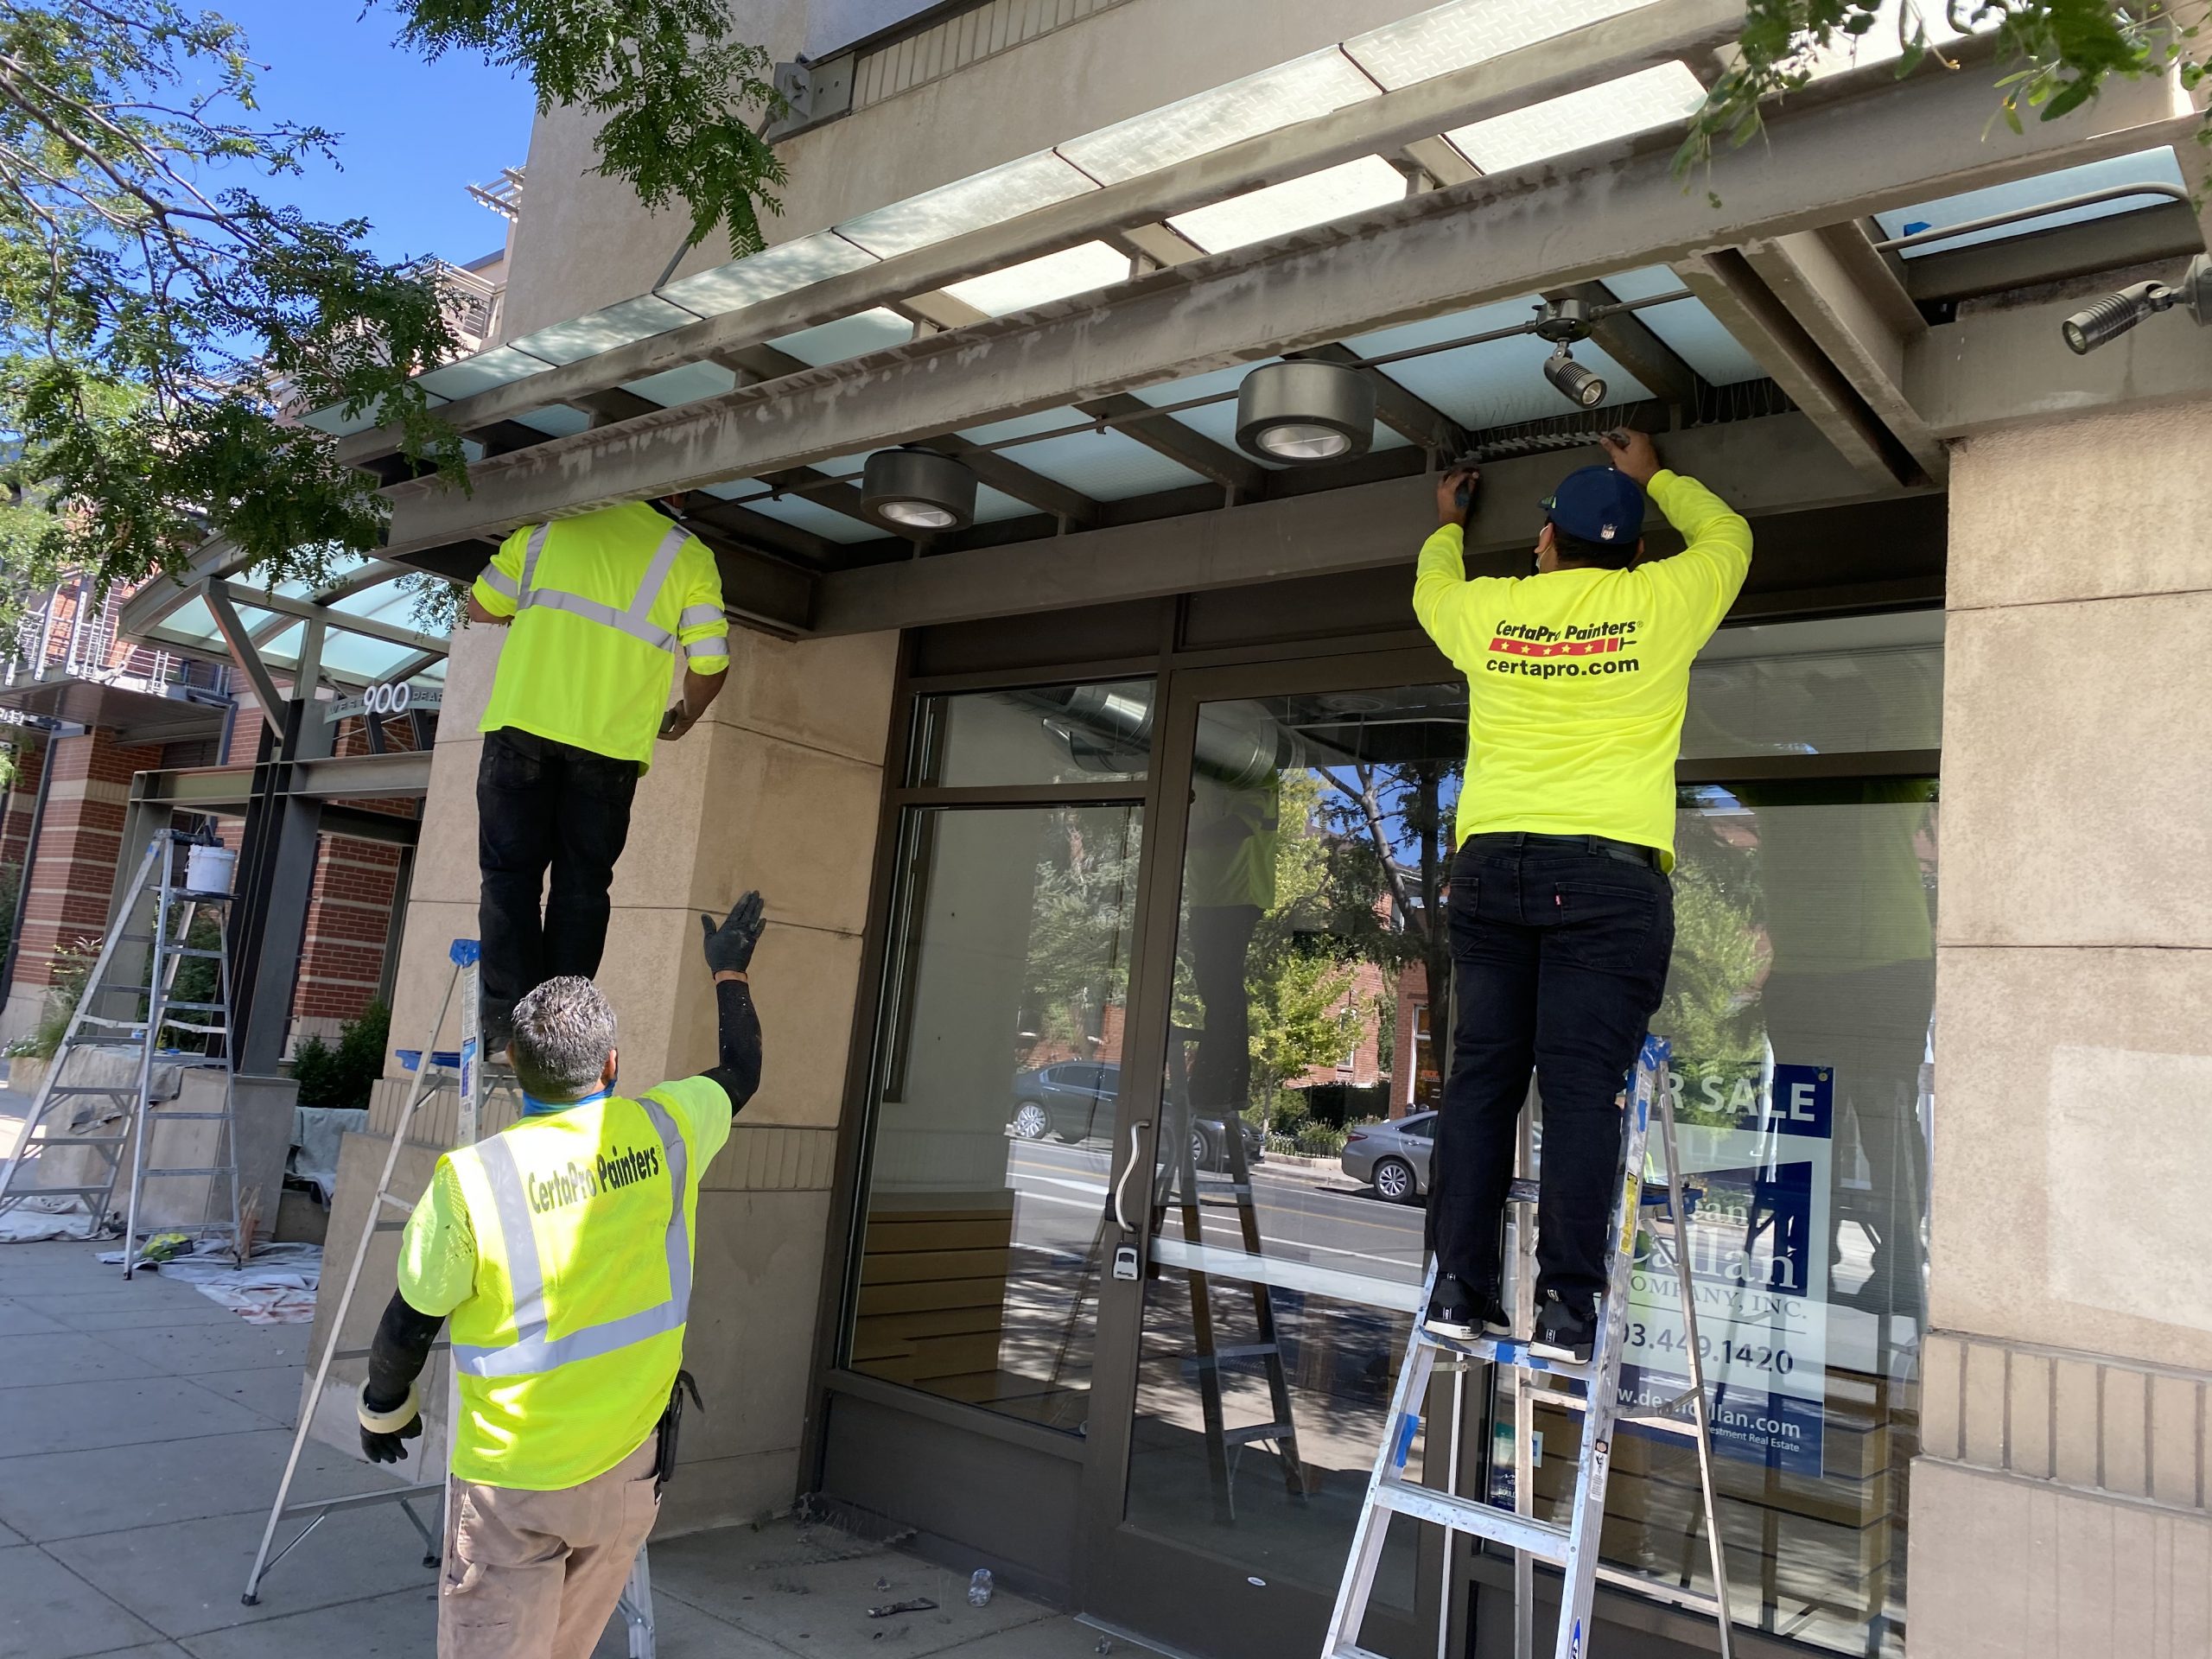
[1412,429,1751,1362]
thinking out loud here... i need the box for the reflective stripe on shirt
[452,1096,692,1377]
[512,524,694,658]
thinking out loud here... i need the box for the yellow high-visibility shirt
[395,1076,734,1491]
[472,501,729,770]
[1413,470,1752,868]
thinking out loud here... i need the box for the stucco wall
[1914,397,2212,1651]
[498,0,1435,338]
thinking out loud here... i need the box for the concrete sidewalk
[0,1237,1140,1659]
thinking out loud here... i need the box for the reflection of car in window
[1008,1061,1263,1173]
[1341,1112,1437,1204]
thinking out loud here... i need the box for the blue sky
[202,3,536,267]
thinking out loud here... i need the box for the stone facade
[1913,397,2212,1652]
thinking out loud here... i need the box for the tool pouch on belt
[652,1370,704,1496]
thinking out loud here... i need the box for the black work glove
[359,1383,423,1464]
[700,891,766,976]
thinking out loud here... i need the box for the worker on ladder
[351,893,768,1657]
[1412,430,1751,1363]
[466,499,731,1054]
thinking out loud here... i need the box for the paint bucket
[184,842,237,897]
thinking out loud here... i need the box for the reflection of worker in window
[1740,677,1936,1316]
[1182,772,1280,1122]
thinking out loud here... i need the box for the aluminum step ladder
[239,939,662,1656]
[0,831,242,1268]
[1320,1035,1735,1659]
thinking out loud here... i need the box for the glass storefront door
[830,612,1940,1659]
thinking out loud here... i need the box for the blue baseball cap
[1542,466,1645,546]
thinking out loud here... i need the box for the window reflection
[846,802,1141,1431]
[1130,687,1465,1607]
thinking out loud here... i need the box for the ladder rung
[16,1135,125,1148]
[159,1001,229,1013]
[148,1111,232,1122]
[332,1341,451,1362]
[166,947,225,958]
[1375,1478,1572,1562]
[1594,1564,1724,1616]
[44,1084,137,1096]
[1219,1422,1294,1447]
[1420,1327,1595,1381]
[1328,1646,1395,1659]
[137,1166,233,1178]
[1191,1343,1280,1367]
[0,1184,111,1197]
[376,1190,416,1212]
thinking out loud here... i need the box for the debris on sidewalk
[867,1598,938,1618]
[93,1236,323,1322]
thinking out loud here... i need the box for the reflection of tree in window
[1021,807,1141,1070]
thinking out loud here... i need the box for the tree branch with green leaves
[1681,2,2210,181]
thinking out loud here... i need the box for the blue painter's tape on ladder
[449,939,481,967]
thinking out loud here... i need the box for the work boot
[480,1001,514,1062]
[1529,1290,1597,1364]
[1424,1274,1510,1343]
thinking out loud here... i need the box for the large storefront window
[840,683,1150,1430]
[1503,614,1940,1657]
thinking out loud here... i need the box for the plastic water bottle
[967,1568,994,1607]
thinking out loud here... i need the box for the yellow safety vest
[434,1083,720,1491]
[473,500,730,769]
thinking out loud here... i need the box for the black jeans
[1429,835,1675,1312]
[476,728,639,1032]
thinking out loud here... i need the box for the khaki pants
[439,1436,660,1658]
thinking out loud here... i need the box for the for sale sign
[1617,1061,1833,1476]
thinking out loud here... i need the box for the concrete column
[1913,397,2212,1656]
[354,614,897,1528]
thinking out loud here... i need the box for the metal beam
[204,578,448,656]
[1739,226,1948,480]
[202,583,286,739]
[1672,250,1919,485]
[377,65,2194,555]
[917,435,1102,528]
[1903,201,2203,301]
[1073,393,1262,497]
[811,412,1913,634]
[679,494,843,565]
[1906,291,2212,435]
[574,387,662,427]
[335,0,1750,462]
[699,543,818,636]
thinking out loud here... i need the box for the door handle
[1113,1121,1150,1234]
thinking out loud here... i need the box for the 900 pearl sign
[323,681,444,722]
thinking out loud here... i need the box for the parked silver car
[1340,1111,1436,1203]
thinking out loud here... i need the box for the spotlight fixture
[1531,296,1609,409]
[1235,360,1376,464]
[2061,255,2212,355]
[861,447,976,531]
[1542,344,1609,409]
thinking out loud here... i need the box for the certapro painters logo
[1485,619,1642,679]
[525,1143,664,1215]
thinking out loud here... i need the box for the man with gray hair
[351,893,767,1657]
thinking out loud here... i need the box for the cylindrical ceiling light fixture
[861,447,976,531]
[1542,344,1608,409]
[1235,360,1376,464]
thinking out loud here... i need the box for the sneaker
[1530,1295,1597,1364]
[1425,1275,1511,1343]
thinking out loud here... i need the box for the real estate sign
[1617,1061,1834,1477]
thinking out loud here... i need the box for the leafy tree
[1236,771,1363,1116]
[1685,3,2211,178]
[0,0,782,634]
[1021,806,1141,1058]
